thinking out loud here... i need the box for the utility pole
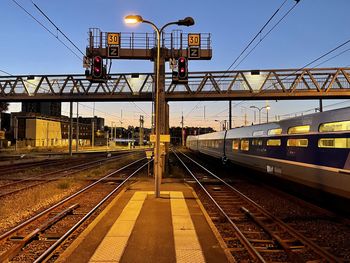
[92,102,95,148]
[69,102,73,156]
[0,113,2,149]
[229,100,232,129]
[319,99,323,112]
[46,121,49,147]
[139,115,144,146]
[91,121,95,148]
[76,102,79,152]
[181,112,185,147]
[14,116,18,151]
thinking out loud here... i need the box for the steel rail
[178,149,342,263]
[171,149,266,263]
[0,157,145,241]
[34,160,150,263]
[0,151,139,191]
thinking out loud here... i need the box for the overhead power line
[226,0,290,72]
[10,0,82,61]
[31,1,85,57]
[232,37,350,109]
[185,0,300,119]
[234,0,301,70]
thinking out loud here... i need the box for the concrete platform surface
[58,179,232,263]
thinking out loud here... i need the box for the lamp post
[250,105,271,124]
[125,15,194,198]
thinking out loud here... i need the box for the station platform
[57,179,233,263]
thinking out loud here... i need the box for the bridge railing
[0,67,349,101]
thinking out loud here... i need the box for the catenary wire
[10,0,82,61]
[185,0,299,119]
[31,1,85,57]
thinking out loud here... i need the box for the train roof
[226,122,280,139]
[197,130,226,140]
[197,107,350,140]
[278,106,350,133]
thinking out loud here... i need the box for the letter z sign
[108,46,119,58]
[188,47,200,59]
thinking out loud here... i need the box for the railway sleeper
[228,248,245,252]
[0,203,79,262]
[39,233,63,241]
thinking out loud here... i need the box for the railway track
[0,150,142,175]
[0,159,63,175]
[0,151,142,198]
[0,157,149,262]
[173,149,343,262]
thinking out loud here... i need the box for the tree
[0,102,9,112]
[0,102,8,132]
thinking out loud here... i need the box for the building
[22,102,61,117]
[10,112,105,148]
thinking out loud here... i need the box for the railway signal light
[178,57,188,80]
[172,57,188,84]
[92,56,103,78]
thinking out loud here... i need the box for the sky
[1,0,350,129]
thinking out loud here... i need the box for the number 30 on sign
[107,33,120,45]
[188,34,200,46]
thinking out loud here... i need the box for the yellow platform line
[89,192,148,262]
[89,191,205,263]
[170,192,206,263]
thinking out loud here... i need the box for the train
[186,107,350,200]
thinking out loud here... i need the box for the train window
[252,139,263,146]
[287,125,310,134]
[241,139,249,151]
[252,130,264,136]
[319,121,350,132]
[268,128,282,135]
[232,139,240,150]
[287,138,308,147]
[318,138,350,148]
[267,139,281,146]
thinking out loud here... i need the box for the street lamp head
[124,15,143,24]
[177,17,195,26]
[266,105,271,110]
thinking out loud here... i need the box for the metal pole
[319,99,323,112]
[0,113,2,149]
[14,116,18,151]
[139,115,144,146]
[106,131,109,151]
[229,100,232,129]
[259,109,261,124]
[141,19,186,198]
[76,102,79,152]
[69,102,73,156]
[92,102,95,148]
[47,121,49,147]
[91,121,94,148]
[181,113,184,147]
[155,28,161,198]
[267,109,269,123]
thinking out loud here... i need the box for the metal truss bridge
[0,67,349,102]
